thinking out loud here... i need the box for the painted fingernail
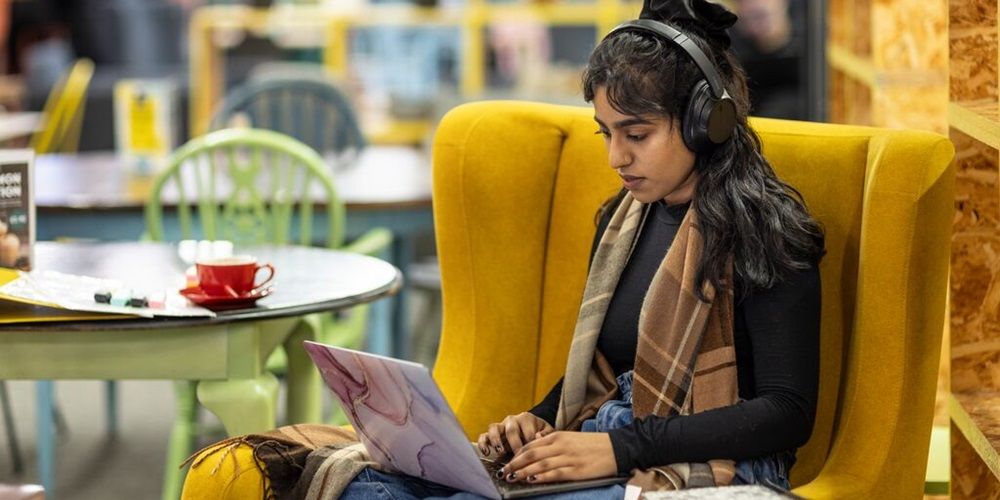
[479,445,487,455]
[528,475,537,482]
[495,468,505,479]
[506,472,517,481]
[495,444,503,453]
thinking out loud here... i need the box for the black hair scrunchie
[639,0,739,49]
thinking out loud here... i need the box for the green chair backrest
[145,128,345,248]
[210,77,366,158]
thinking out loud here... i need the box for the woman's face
[593,86,698,205]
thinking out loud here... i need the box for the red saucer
[179,285,274,311]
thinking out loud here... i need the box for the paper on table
[0,269,215,318]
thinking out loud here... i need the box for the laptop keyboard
[474,446,628,497]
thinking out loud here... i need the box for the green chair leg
[197,373,280,437]
[284,314,323,424]
[162,381,198,500]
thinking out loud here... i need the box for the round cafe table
[34,148,433,358]
[0,241,401,500]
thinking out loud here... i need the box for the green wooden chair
[209,77,366,160]
[144,128,391,500]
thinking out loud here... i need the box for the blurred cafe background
[0,0,985,497]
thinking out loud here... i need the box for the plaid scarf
[555,192,738,490]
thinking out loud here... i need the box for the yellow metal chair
[30,58,94,154]
[13,57,95,498]
[181,101,955,499]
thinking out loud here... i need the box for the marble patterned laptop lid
[303,341,501,499]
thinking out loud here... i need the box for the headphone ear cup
[682,80,717,153]
[682,80,736,153]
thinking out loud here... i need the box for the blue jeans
[342,468,625,499]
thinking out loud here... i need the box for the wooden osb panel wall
[828,0,949,133]
[952,421,1000,498]
[950,0,997,102]
[872,0,949,132]
[950,0,1000,393]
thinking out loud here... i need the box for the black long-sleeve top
[530,200,820,474]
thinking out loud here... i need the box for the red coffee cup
[195,256,275,297]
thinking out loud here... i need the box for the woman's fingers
[479,413,554,457]
[517,466,574,484]
[503,431,617,483]
[477,432,492,456]
[486,422,508,455]
[504,418,526,453]
[504,432,557,472]
[505,448,570,483]
[506,412,544,453]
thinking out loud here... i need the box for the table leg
[391,235,415,358]
[105,380,118,438]
[196,373,280,437]
[368,296,392,356]
[35,381,56,500]
[0,382,23,474]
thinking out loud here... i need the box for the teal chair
[209,77,366,159]
[144,128,391,500]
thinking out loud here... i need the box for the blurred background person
[729,0,806,120]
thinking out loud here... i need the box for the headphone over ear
[605,18,737,153]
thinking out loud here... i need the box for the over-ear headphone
[604,18,737,153]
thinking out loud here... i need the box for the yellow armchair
[181,100,954,499]
[431,101,954,499]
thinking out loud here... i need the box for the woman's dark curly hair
[583,21,825,300]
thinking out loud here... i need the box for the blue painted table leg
[0,382,23,474]
[391,236,415,359]
[368,297,392,356]
[35,381,56,500]
[105,380,118,439]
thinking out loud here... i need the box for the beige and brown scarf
[555,191,738,490]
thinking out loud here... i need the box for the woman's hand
[501,431,617,483]
[477,412,554,456]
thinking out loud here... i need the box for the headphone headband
[602,18,737,151]
[606,19,729,100]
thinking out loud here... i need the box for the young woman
[466,0,825,494]
[187,1,825,497]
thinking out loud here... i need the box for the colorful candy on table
[93,289,167,309]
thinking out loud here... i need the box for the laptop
[303,341,629,499]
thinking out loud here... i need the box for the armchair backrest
[431,101,954,498]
